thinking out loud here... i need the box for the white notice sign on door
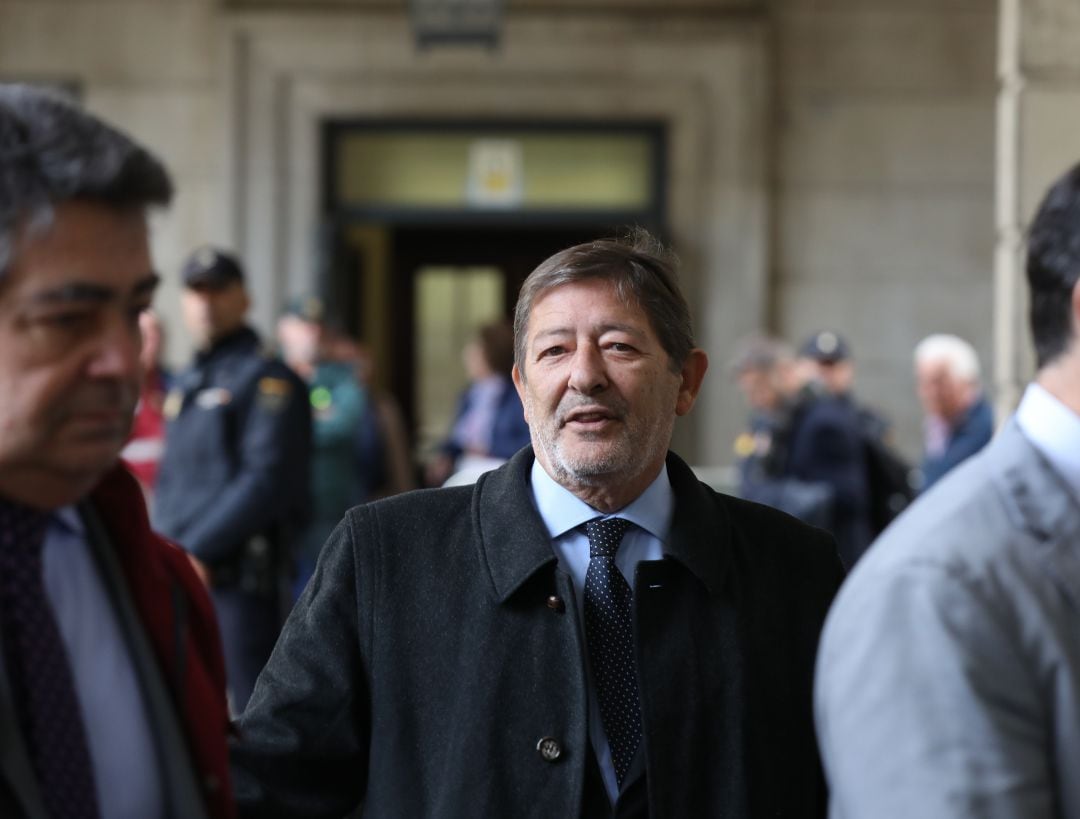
[466,139,524,207]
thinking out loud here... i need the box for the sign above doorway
[408,0,505,50]
[323,119,666,228]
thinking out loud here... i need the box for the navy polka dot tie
[0,498,101,819]
[583,517,642,787]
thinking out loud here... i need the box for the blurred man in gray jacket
[816,162,1080,817]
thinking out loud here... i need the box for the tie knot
[0,498,49,558]
[584,517,633,559]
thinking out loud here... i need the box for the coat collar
[662,451,730,597]
[991,419,1080,598]
[473,448,730,603]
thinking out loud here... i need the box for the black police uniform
[154,325,311,712]
[783,384,872,569]
[736,403,835,534]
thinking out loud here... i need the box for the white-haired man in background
[913,334,993,491]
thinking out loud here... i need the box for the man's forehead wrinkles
[533,326,572,341]
[598,322,647,338]
[531,322,647,341]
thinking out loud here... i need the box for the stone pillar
[996,0,1080,416]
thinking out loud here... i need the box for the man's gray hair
[513,228,694,379]
[914,333,981,383]
[0,84,172,281]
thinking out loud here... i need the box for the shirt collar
[48,504,85,536]
[1015,382,1080,501]
[529,459,674,544]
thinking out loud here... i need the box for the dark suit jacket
[231,449,843,818]
[0,465,234,819]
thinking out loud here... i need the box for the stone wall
[0,0,1004,467]
[994,0,1080,422]
[774,0,998,461]
[0,0,227,367]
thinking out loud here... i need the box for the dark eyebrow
[30,273,160,306]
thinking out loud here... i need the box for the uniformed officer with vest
[276,294,369,597]
[154,247,312,713]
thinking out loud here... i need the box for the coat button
[203,774,220,793]
[546,595,565,613]
[536,736,562,762]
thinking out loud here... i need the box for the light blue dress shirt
[1015,382,1080,501]
[528,460,672,805]
[43,507,164,819]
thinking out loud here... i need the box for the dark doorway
[321,118,668,466]
[388,224,617,441]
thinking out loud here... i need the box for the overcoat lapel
[992,421,1080,609]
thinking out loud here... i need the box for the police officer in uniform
[731,335,870,567]
[799,330,915,541]
[731,337,834,531]
[276,294,369,597]
[783,362,871,568]
[798,331,890,442]
[154,247,311,713]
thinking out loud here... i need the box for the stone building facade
[2,0,1044,470]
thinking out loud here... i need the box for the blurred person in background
[730,337,814,512]
[424,318,531,486]
[121,308,172,498]
[914,333,993,491]
[732,335,869,567]
[816,160,1080,819]
[799,330,889,441]
[0,84,232,818]
[799,330,914,536]
[277,294,368,596]
[350,340,417,499]
[154,247,311,714]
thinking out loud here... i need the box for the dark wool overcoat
[232,448,843,818]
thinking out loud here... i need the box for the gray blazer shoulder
[815,420,1080,819]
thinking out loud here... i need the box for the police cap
[799,330,851,364]
[182,246,245,289]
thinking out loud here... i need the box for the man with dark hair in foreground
[816,162,1080,817]
[231,232,844,818]
[0,85,233,818]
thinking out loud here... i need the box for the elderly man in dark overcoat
[231,232,845,818]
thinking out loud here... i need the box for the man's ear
[512,363,530,424]
[1072,278,1080,333]
[675,349,709,416]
